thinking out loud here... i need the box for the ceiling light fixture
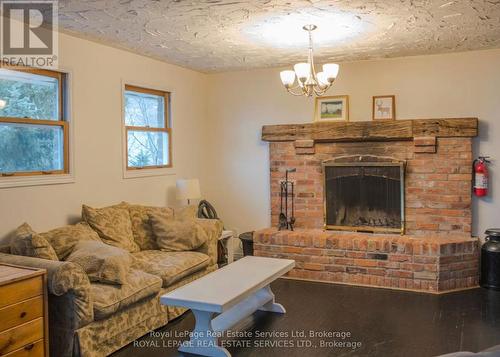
[280,25,339,97]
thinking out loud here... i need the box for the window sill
[123,167,175,179]
[0,173,75,189]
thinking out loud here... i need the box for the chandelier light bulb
[0,99,6,109]
[279,25,339,97]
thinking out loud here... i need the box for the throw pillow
[10,223,59,261]
[195,218,224,266]
[127,203,174,250]
[66,240,132,285]
[149,214,208,252]
[38,222,101,260]
[174,205,198,221]
[13,222,34,239]
[82,204,139,253]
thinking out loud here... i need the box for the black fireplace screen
[324,161,405,233]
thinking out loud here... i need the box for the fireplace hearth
[324,156,405,234]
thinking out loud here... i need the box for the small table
[217,230,234,266]
[160,256,295,357]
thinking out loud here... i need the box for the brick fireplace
[255,118,480,293]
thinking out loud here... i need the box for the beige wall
[204,49,500,238]
[1,36,498,244]
[0,33,209,241]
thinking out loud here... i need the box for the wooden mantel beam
[261,118,478,142]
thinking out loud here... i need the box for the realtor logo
[0,0,58,68]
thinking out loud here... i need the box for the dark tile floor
[112,279,500,357]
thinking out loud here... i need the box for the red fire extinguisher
[473,156,490,197]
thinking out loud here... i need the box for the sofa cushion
[82,204,140,253]
[66,241,132,285]
[10,223,59,261]
[126,203,174,250]
[132,250,210,287]
[38,222,101,260]
[150,215,208,252]
[91,269,162,320]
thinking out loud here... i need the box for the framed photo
[372,95,396,120]
[314,95,349,122]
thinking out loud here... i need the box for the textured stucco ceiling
[57,0,500,73]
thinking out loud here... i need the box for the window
[124,85,171,170]
[0,67,67,176]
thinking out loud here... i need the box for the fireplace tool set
[279,168,296,231]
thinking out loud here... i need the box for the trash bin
[239,231,254,256]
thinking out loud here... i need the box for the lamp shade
[0,99,6,109]
[316,71,329,88]
[280,70,296,87]
[176,179,201,201]
[323,63,339,81]
[293,63,310,81]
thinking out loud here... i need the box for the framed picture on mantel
[314,95,349,122]
[372,95,396,120]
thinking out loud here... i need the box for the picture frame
[372,95,396,120]
[314,95,349,122]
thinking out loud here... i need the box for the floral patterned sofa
[0,202,222,357]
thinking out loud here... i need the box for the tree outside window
[124,85,171,170]
[0,68,67,176]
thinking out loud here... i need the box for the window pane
[0,123,64,173]
[0,69,59,120]
[127,130,169,168]
[124,90,165,128]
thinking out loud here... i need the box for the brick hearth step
[254,228,479,293]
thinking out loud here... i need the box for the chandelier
[279,25,339,97]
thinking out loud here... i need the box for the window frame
[124,84,172,171]
[0,66,69,177]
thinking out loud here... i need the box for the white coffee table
[160,256,295,357]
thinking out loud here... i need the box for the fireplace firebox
[323,156,405,234]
